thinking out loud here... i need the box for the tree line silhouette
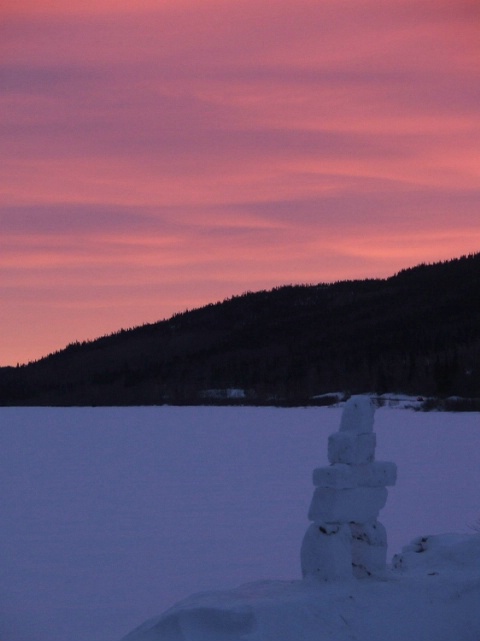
[1,252,479,406]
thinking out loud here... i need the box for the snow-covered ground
[122,534,480,641]
[1,406,479,641]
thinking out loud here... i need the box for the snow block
[339,396,375,434]
[351,521,388,578]
[312,462,397,489]
[351,520,387,547]
[355,461,397,487]
[300,522,353,580]
[308,486,388,523]
[328,432,376,465]
[312,464,357,489]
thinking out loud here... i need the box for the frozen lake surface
[1,406,479,641]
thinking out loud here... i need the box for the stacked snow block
[301,396,397,581]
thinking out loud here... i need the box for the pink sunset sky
[1,0,480,366]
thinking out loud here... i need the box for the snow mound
[121,534,480,641]
[392,532,480,573]
[376,393,424,409]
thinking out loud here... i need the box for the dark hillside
[1,253,479,405]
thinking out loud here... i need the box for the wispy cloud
[1,0,479,363]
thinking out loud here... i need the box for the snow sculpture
[301,396,397,580]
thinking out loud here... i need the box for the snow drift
[121,537,480,641]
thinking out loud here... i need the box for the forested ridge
[1,252,479,406]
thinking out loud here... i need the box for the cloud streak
[1,0,479,364]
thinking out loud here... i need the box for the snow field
[0,405,479,641]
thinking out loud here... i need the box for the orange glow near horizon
[1,0,480,365]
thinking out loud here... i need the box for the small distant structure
[199,388,246,400]
[301,396,397,580]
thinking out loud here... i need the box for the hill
[1,252,479,406]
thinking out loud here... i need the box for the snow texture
[312,462,397,489]
[392,532,480,573]
[328,432,376,465]
[354,461,397,487]
[121,534,480,641]
[339,395,375,433]
[120,396,480,641]
[307,486,388,523]
[300,522,353,580]
[1,404,480,641]
[351,521,388,578]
